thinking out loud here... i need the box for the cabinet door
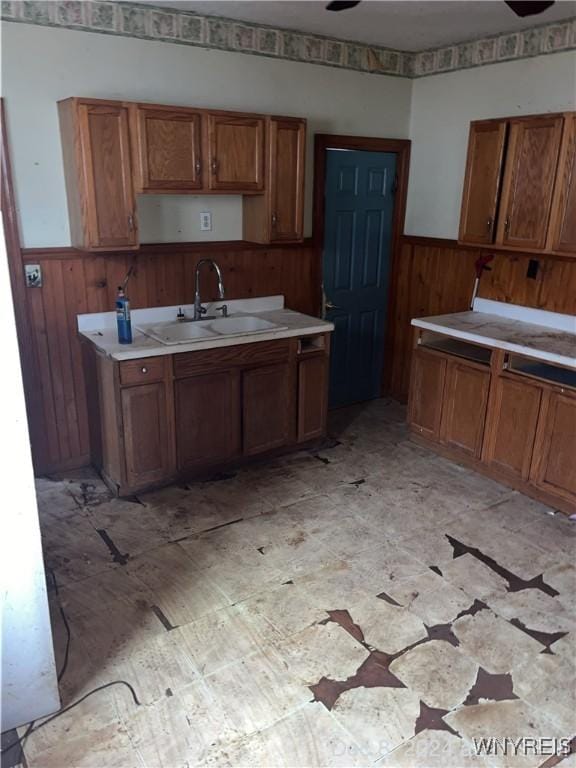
[133,106,203,192]
[269,118,306,242]
[80,102,138,249]
[440,360,490,458]
[459,120,507,245]
[297,355,328,442]
[243,363,292,455]
[531,389,576,503]
[207,114,265,191]
[548,114,576,255]
[121,383,174,490]
[407,349,446,441]
[496,116,563,250]
[176,371,241,469]
[483,375,542,480]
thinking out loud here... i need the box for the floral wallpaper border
[1,0,575,79]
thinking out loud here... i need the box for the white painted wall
[0,221,60,731]
[405,51,576,239]
[1,22,412,248]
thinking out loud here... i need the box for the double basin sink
[137,314,287,346]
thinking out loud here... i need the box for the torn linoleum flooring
[21,399,576,767]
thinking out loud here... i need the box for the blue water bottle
[116,286,132,344]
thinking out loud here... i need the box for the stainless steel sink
[137,315,287,345]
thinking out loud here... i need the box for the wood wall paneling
[19,242,318,474]
[386,237,576,403]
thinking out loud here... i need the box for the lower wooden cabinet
[483,374,542,480]
[407,332,576,514]
[84,334,329,495]
[175,370,241,470]
[440,360,490,458]
[531,389,576,503]
[121,382,174,489]
[407,348,446,441]
[243,363,292,455]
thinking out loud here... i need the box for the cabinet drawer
[120,357,167,386]
[174,340,291,378]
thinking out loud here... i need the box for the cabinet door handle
[486,217,493,233]
[127,213,134,231]
[195,160,201,174]
[141,366,148,374]
[211,158,218,174]
[504,216,511,235]
[271,213,277,227]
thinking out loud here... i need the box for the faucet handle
[215,304,228,318]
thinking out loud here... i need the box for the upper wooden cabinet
[496,116,563,250]
[459,120,507,245]
[548,113,576,254]
[458,112,574,256]
[59,98,306,250]
[58,98,138,251]
[131,104,203,193]
[243,116,306,243]
[207,113,265,192]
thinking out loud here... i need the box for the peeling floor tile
[347,596,428,655]
[512,653,576,733]
[121,679,241,767]
[452,610,544,674]
[445,700,567,768]
[390,640,478,710]
[126,543,232,625]
[31,400,576,768]
[275,622,369,684]
[201,645,312,736]
[201,701,368,767]
[440,553,511,601]
[487,589,576,634]
[242,582,328,639]
[331,687,421,761]
[175,601,281,677]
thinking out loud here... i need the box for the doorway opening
[313,135,411,410]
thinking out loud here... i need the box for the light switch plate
[200,211,212,231]
[24,264,42,287]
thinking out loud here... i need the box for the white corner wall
[1,22,412,248]
[0,219,60,731]
[405,50,576,239]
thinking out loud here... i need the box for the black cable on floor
[1,569,141,759]
[1,681,142,756]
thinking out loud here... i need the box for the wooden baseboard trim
[411,432,576,517]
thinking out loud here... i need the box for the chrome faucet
[193,259,226,321]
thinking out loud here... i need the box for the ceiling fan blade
[504,1,555,17]
[326,1,361,11]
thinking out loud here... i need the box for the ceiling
[138,0,576,51]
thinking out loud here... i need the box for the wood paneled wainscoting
[386,236,576,402]
[13,234,576,475]
[20,242,320,474]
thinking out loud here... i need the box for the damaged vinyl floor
[14,400,576,767]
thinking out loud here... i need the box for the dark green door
[323,149,396,409]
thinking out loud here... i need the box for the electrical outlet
[24,264,42,287]
[200,211,212,231]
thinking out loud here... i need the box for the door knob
[325,301,340,311]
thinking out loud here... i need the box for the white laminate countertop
[412,299,576,369]
[78,296,334,361]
